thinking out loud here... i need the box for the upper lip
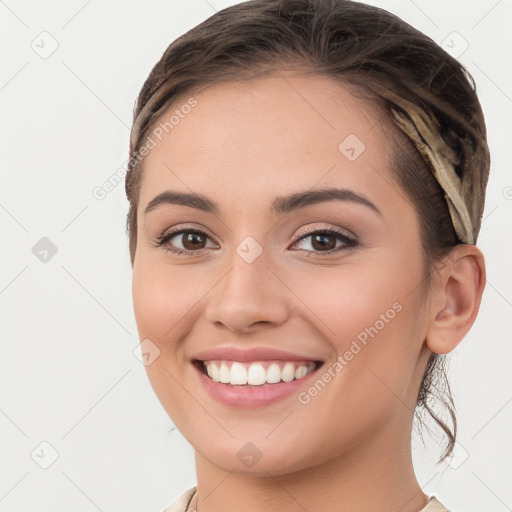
[192,346,323,363]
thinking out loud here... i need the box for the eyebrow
[144,187,382,217]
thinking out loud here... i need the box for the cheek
[286,250,426,399]
[286,251,418,345]
[132,259,199,429]
[132,257,202,345]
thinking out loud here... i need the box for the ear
[425,245,486,355]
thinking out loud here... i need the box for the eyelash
[152,226,358,257]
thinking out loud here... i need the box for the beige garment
[161,486,451,512]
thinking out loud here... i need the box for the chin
[194,435,325,477]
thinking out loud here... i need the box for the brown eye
[181,232,207,250]
[291,227,358,256]
[154,228,217,255]
[310,233,337,251]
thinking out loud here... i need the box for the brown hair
[125,0,490,462]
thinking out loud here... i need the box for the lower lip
[193,362,322,407]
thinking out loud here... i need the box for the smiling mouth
[193,359,323,387]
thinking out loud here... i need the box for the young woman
[125,1,490,511]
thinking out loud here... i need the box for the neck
[192,418,429,512]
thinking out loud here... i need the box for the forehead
[138,72,394,211]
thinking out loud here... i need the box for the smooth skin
[131,70,485,512]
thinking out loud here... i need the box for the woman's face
[132,72,433,475]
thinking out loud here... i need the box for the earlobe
[426,245,486,355]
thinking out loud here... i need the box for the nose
[204,246,290,335]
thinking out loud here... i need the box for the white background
[1,1,511,511]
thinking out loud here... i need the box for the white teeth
[266,363,281,384]
[202,360,317,386]
[294,365,307,379]
[229,362,247,385]
[207,362,218,381]
[219,363,230,384]
[247,363,267,385]
[281,362,295,382]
